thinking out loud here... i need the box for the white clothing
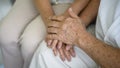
[96,0,120,48]
[0,0,41,68]
[30,41,98,68]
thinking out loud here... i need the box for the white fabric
[30,41,98,68]
[96,0,120,48]
[0,0,39,68]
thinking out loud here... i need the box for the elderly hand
[46,13,76,61]
[46,8,87,46]
[46,13,68,51]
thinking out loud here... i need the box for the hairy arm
[72,1,120,67]
[76,31,120,68]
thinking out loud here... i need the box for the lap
[30,41,98,68]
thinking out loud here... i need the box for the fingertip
[48,40,52,46]
[66,45,71,50]
[67,56,71,62]
[71,50,76,57]
[68,8,78,18]
[61,57,65,61]
[58,45,62,49]
[57,41,62,49]
[72,52,76,57]
[69,8,72,12]
[53,48,58,56]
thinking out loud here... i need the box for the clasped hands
[46,8,86,61]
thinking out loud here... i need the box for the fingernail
[66,46,71,50]
[62,58,65,61]
[72,53,76,57]
[66,47,69,51]
[48,40,51,46]
[58,42,62,49]
[69,8,72,11]
[58,45,62,49]
[54,51,57,56]
[48,42,50,46]
[61,57,65,61]
[68,58,71,62]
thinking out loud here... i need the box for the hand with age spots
[47,8,86,46]
[46,11,76,61]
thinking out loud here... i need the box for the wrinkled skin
[46,11,76,61]
[47,8,86,46]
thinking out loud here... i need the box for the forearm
[79,0,100,27]
[77,32,120,68]
[63,0,90,17]
[34,0,54,26]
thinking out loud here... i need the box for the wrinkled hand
[47,8,86,45]
[47,13,68,50]
[46,13,75,61]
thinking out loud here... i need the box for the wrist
[75,30,90,48]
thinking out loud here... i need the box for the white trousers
[0,0,42,68]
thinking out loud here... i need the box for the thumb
[68,8,78,18]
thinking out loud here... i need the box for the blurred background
[0,0,15,68]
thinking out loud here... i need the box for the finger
[66,44,72,50]
[66,44,76,57]
[47,34,58,41]
[50,15,65,22]
[51,40,58,56]
[58,46,65,61]
[70,47,76,57]
[68,8,78,18]
[47,27,59,34]
[51,39,58,49]
[47,39,52,47]
[53,48,58,56]
[57,41,62,49]
[64,47,71,61]
[47,21,61,28]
